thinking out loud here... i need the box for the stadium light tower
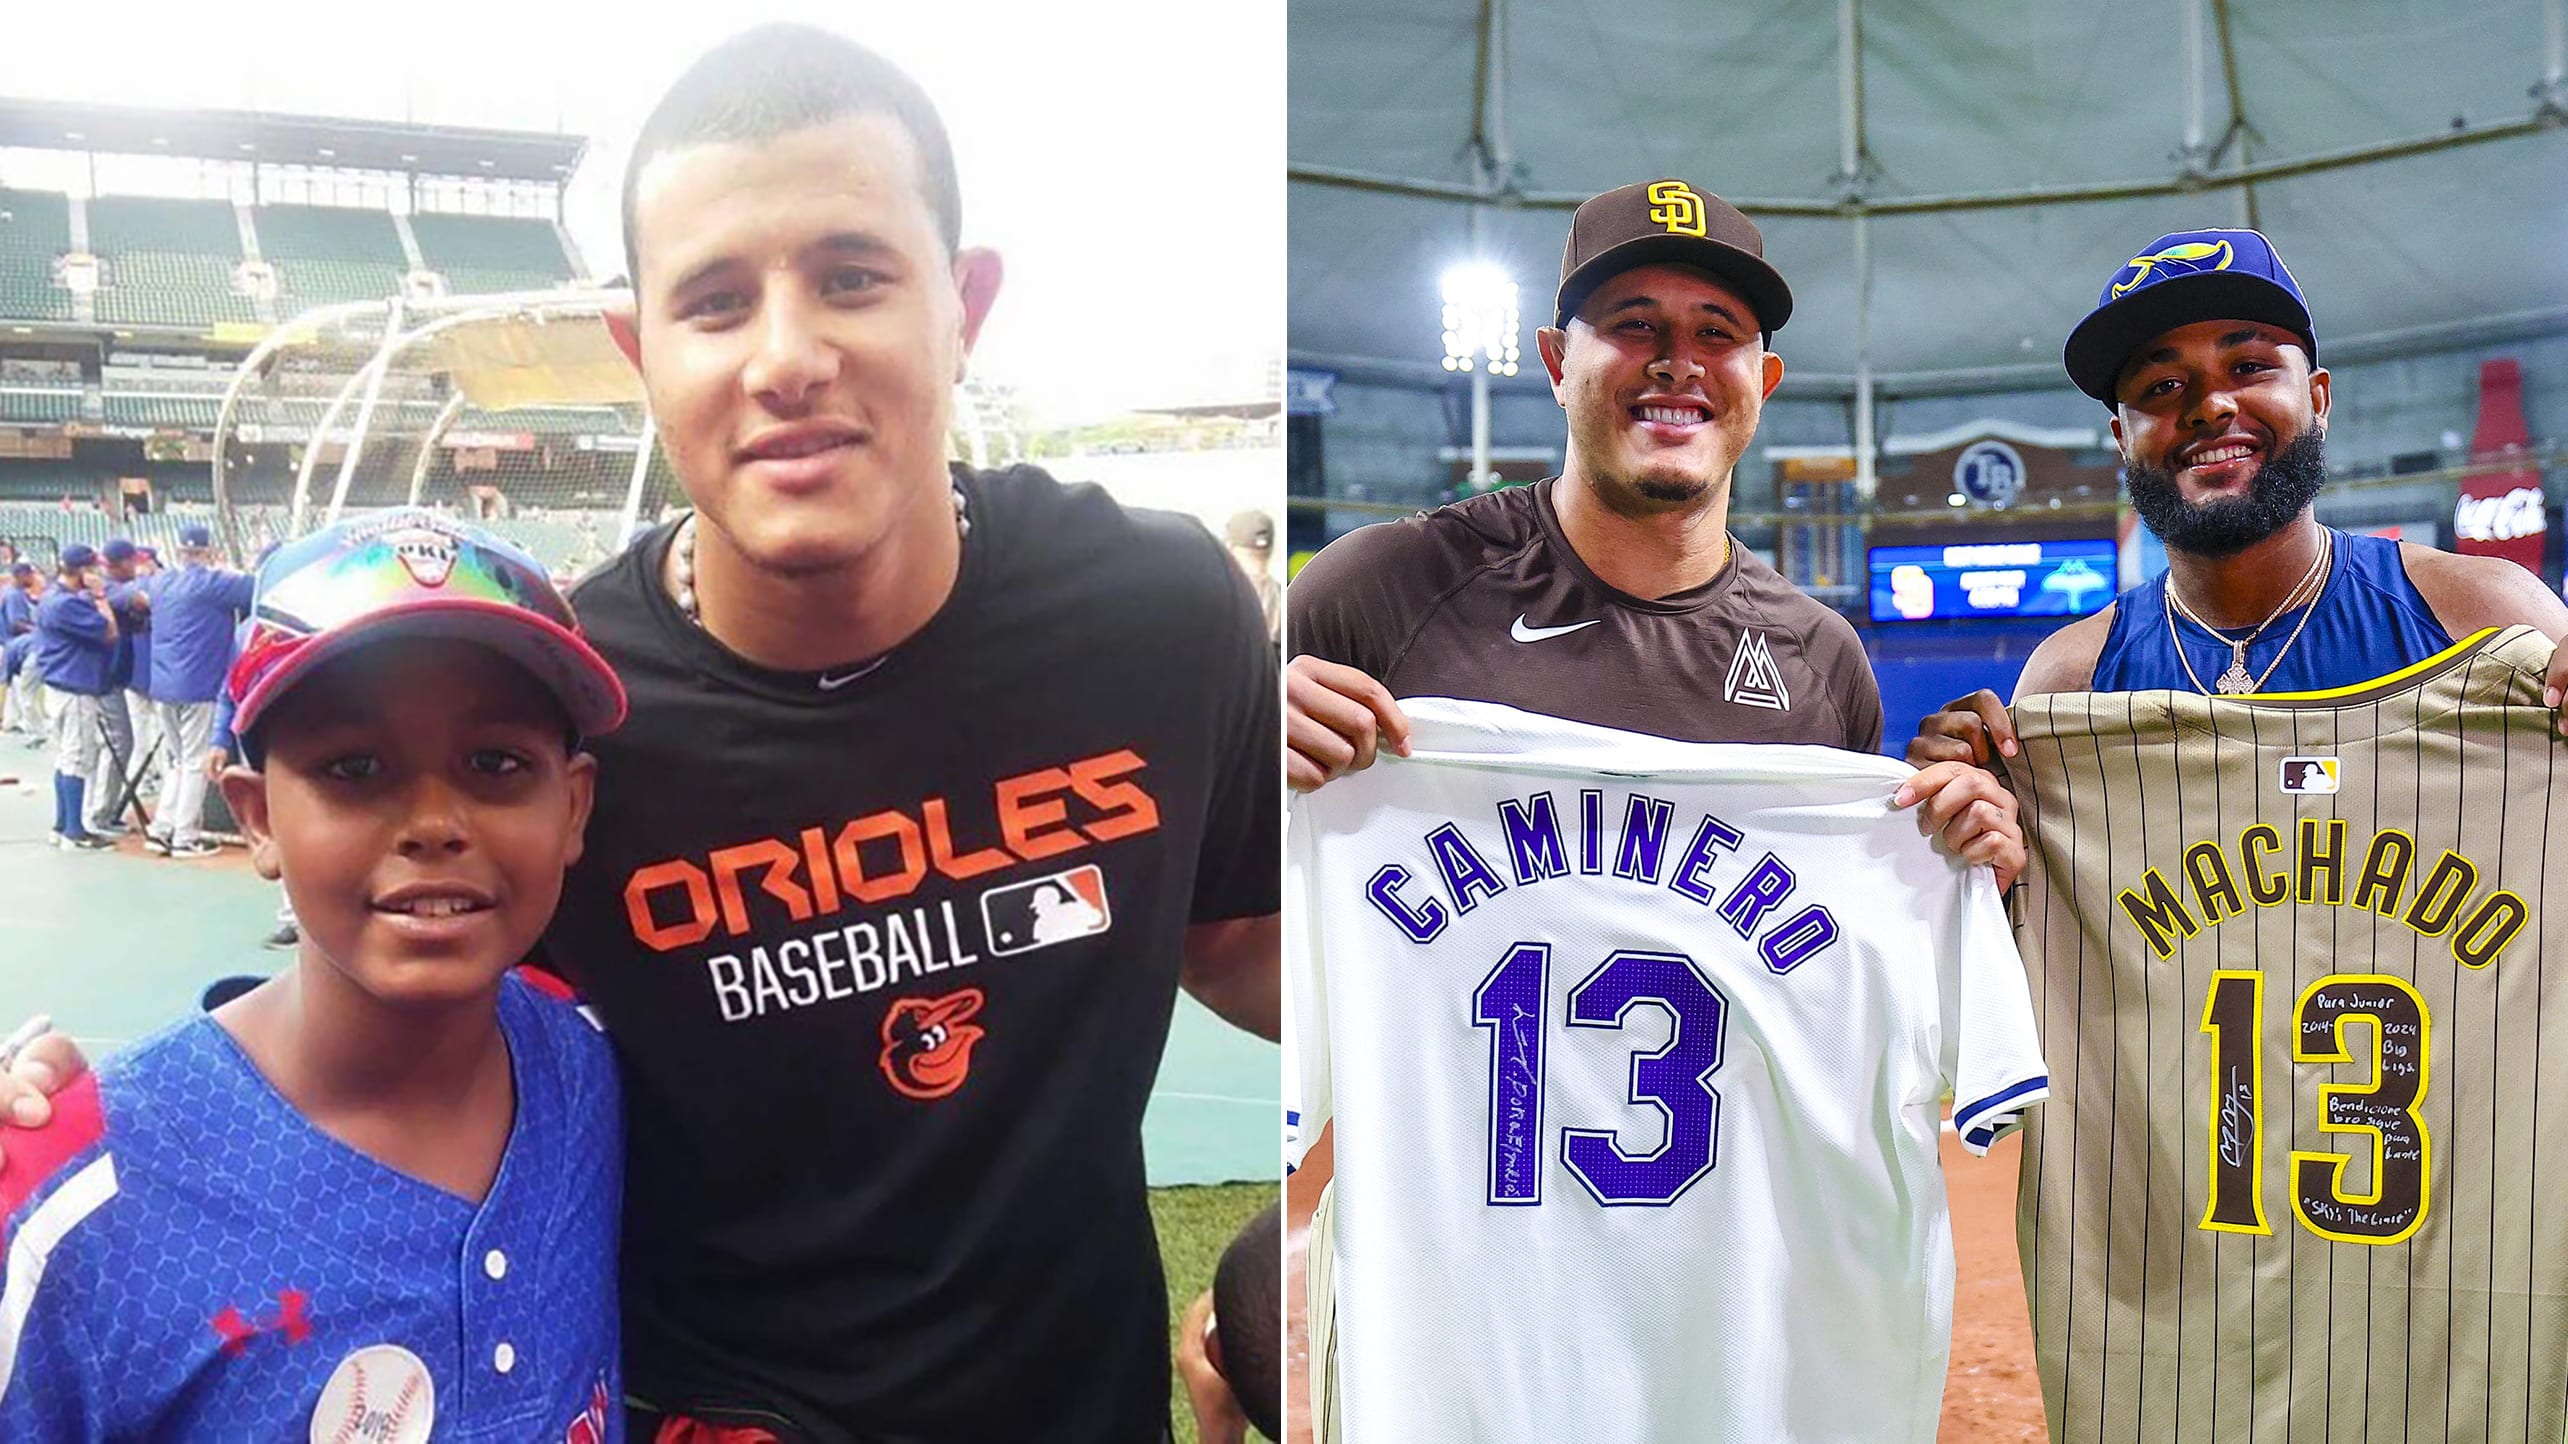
[1440,261,1520,492]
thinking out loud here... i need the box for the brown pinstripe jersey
[2002,625,2568,1444]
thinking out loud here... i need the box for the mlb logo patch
[2279,756,2340,794]
[981,864,1112,957]
[386,526,458,588]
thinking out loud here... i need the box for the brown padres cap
[1554,179,1792,336]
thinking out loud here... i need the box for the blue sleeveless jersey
[2091,529,2452,693]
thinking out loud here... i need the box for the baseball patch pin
[2279,755,2340,795]
[310,1343,434,1444]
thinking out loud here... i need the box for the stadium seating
[0,189,76,322]
[88,196,256,328]
[409,213,577,294]
[0,391,81,424]
[458,405,628,434]
[102,394,221,429]
[256,204,408,312]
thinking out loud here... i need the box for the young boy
[0,508,629,1442]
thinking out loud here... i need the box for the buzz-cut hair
[1212,1202,1283,1440]
[620,23,963,282]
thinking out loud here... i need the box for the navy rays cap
[2062,228,2315,404]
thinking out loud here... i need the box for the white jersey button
[493,1341,517,1375]
[484,1249,508,1281]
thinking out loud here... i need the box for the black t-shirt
[1291,479,1883,750]
[555,465,1280,1443]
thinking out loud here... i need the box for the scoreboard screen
[1867,538,2117,623]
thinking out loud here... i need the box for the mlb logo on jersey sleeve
[2279,755,2339,794]
[981,864,1113,956]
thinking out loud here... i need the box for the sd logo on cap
[1554,178,1793,338]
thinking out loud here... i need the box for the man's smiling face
[627,113,996,580]
[1541,263,1782,508]
[2112,319,2331,556]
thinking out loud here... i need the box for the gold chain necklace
[2162,531,2333,696]
[671,483,969,627]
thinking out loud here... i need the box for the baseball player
[139,522,254,857]
[1287,179,2018,872]
[1903,231,2568,1440]
[0,508,627,1441]
[1909,227,2568,743]
[83,537,147,837]
[1284,179,2033,1442]
[0,559,35,735]
[34,543,117,850]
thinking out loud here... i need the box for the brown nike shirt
[1290,478,1883,750]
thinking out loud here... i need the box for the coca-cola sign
[2453,485,2545,544]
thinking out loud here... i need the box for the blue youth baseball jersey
[0,971,623,1442]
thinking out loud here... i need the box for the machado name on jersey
[1288,698,2047,1444]
[2005,624,2568,1443]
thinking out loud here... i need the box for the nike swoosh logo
[817,658,890,691]
[1511,615,1603,643]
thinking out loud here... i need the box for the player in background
[0,559,35,735]
[1908,226,2568,755]
[82,537,146,837]
[1227,508,1285,646]
[0,509,626,1440]
[139,522,254,857]
[35,542,117,850]
[125,545,164,790]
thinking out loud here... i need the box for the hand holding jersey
[1289,700,2046,1443]
[1909,229,2568,1440]
[2003,626,2566,1442]
[1286,180,2040,1443]
[1285,654,1411,793]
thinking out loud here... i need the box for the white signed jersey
[1286,698,2048,1443]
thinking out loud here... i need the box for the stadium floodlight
[1439,262,1521,378]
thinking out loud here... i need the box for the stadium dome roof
[1290,0,2568,394]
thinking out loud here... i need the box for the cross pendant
[2215,646,2256,695]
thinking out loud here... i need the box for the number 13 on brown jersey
[2003,626,2568,1444]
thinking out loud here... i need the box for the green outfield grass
[1153,1181,1278,1444]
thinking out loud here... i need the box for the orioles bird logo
[2109,238,2234,298]
[879,987,987,1100]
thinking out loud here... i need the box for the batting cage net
[210,284,675,581]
